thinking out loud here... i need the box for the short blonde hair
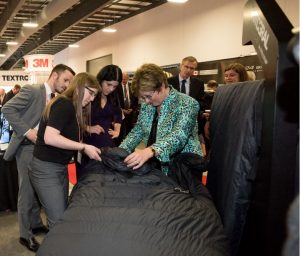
[131,63,168,96]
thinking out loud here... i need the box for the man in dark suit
[2,84,21,106]
[167,56,204,103]
[2,64,75,252]
[167,56,205,143]
[115,72,139,145]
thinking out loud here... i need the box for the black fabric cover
[37,149,228,256]
[168,152,210,198]
[206,80,264,255]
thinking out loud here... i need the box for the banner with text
[0,71,30,88]
[23,54,54,72]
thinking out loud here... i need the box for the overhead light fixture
[69,44,80,48]
[23,22,39,28]
[102,27,117,33]
[291,27,299,34]
[167,0,189,3]
[6,41,18,46]
[0,54,6,57]
[250,11,259,17]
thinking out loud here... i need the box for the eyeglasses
[85,87,97,97]
[139,91,156,102]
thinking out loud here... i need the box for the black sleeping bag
[37,148,228,256]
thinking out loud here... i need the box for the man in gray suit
[2,64,75,252]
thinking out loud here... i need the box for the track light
[6,41,18,46]
[69,44,80,48]
[23,22,39,28]
[102,27,117,33]
[167,0,188,3]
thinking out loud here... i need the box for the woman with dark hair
[83,64,123,148]
[77,65,123,178]
[29,72,101,229]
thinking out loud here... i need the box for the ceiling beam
[1,0,168,70]
[0,0,26,37]
[2,0,115,69]
[0,0,80,69]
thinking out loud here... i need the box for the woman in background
[224,63,249,84]
[29,72,101,229]
[204,63,249,140]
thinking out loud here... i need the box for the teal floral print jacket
[120,87,202,173]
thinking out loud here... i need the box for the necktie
[123,85,130,109]
[181,79,186,94]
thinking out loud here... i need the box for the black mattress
[37,149,228,256]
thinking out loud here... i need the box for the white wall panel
[54,0,299,73]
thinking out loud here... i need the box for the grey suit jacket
[2,84,46,161]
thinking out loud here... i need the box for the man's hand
[26,129,38,144]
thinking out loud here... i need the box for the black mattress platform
[37,149,228,256]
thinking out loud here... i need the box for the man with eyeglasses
[120,63,203,175]
[2,64,75,252]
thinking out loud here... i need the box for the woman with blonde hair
[120,63,202,174]
[29,72,101,228]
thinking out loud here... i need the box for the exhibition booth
[0,54,54,211]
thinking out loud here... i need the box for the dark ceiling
[0,0,167,70]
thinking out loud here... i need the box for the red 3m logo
[25,58,49,68]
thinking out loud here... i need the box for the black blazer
[167,75,205,105]
[116,83,138,110]
[2,90,14,106]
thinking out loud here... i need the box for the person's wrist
[149,146,156,157]
[81,143,85,152]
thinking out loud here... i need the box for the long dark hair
[95,64,122,108]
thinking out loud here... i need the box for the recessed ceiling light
[250,11,259,17]
[6,41,18,46]
[102,27,117,33]
[69,44,80,48]
[23,22,39,28]
[167,0,189,3]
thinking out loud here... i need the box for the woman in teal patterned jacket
[120,63,202,175]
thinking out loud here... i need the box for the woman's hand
[83,144,101,161]
[124,147,154,170]
[108,129,120,139]
[87,125,105,134]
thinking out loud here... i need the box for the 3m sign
[23,54,54,72]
